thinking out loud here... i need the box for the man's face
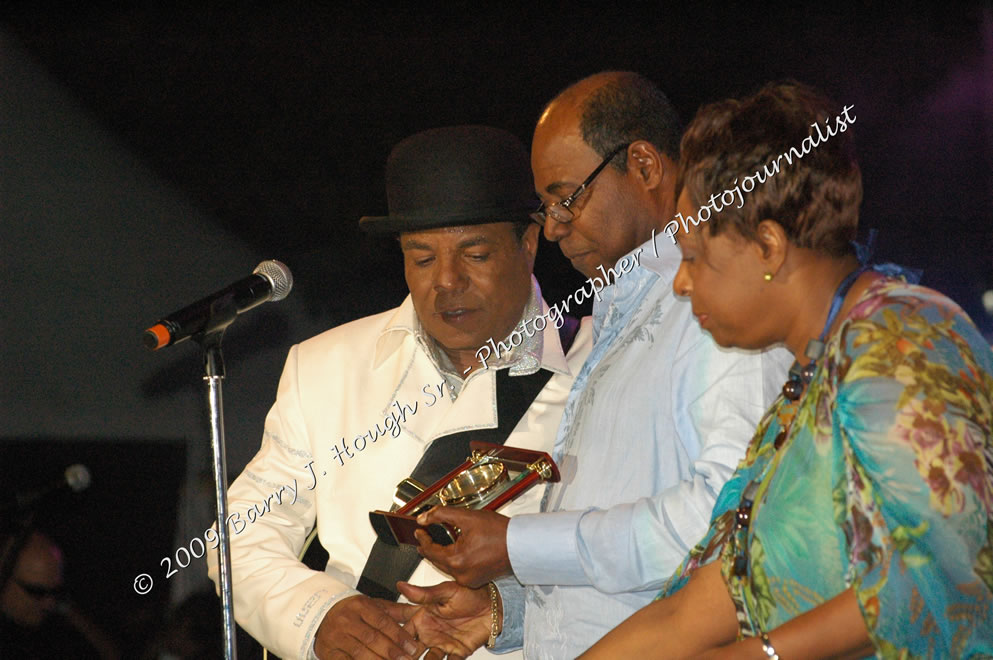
[0,534,64,628]
[531,111,652,279]
[402,222,538,360]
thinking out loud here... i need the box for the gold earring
[763,272,773,282]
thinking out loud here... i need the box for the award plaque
[369,441,559,547]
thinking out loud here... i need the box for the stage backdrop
[0,31,333,613]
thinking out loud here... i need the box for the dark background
[2,3,991,657]
[5,3,992,322]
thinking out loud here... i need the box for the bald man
[410,73,792,657]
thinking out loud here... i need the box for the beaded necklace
[728,265,868,614]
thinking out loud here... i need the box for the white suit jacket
[207,292,593,659]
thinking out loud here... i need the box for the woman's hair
[676,81,862,256]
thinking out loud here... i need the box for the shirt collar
[592,234,681,342]
[373,276,571,390]
[419,283,543,396]
[638,231,682,284]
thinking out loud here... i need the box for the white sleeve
[206,345,358,660]
[509,343,787,592]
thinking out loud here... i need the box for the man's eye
[413,257,434,267]
[466,253,489,262]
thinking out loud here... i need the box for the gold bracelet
[485,582,500,648]
[760,632,780,659]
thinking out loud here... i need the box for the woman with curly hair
[581,81,993,659]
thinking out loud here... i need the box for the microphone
[3,464,91,513]
[143,260,293,350]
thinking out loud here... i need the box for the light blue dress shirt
[494,235,792,658]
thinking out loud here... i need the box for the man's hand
[414,507,511,588]
[398,580,495,660]
[314,594,423,660]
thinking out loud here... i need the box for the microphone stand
[196,295,240,660]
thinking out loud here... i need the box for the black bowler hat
[359,125,537,234]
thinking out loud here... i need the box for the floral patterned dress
[659,277,993,658]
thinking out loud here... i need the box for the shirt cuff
[489,576,524,653]
[507,510,585,585]
[305,588,359,660]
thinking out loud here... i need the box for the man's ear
[754,219,788,275]
[626,141,665,190]
[522,222,540,266]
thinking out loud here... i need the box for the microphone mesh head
[253,260,294,301]
[65,464,92,492]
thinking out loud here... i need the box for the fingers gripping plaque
[368,442,559,546]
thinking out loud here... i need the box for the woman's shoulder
[849,276,967,323]
[847,277,990,357]
[833,275,993,405]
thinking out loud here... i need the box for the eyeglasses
[15,579,63,599]
[530,142,630,226]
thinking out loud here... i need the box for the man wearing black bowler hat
[207,126,592,660]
